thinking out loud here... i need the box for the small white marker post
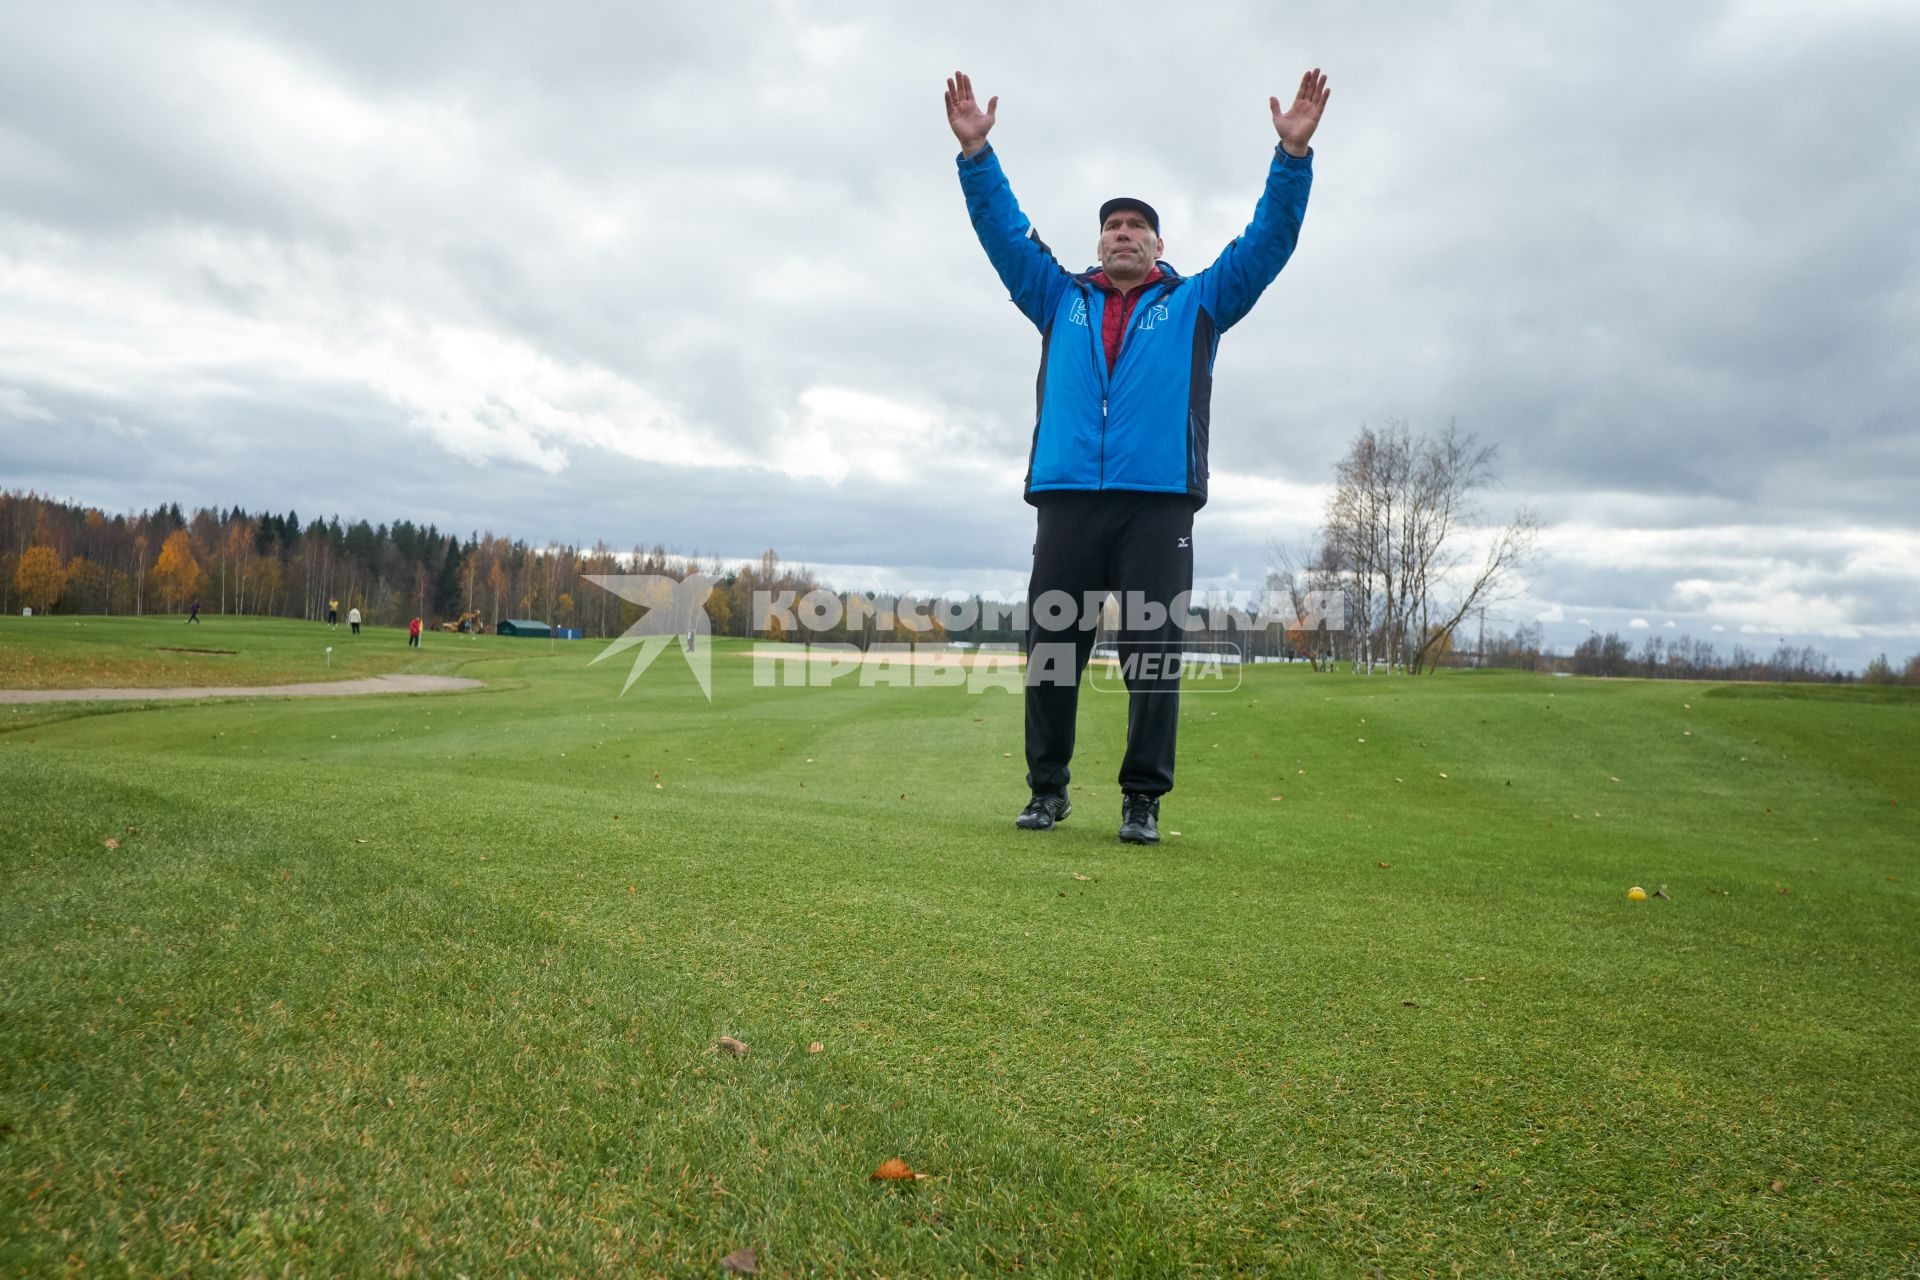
[326,645,333,670]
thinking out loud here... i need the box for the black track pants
[1024,491,1194,797]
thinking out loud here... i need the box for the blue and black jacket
[959,144,1312,508]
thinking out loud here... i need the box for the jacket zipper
[1082,284,1108,487]
[1091,278,1177,490]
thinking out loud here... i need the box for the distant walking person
[348,606,361,636]
[408,616,422,649]
[187,599,201,624]
[327,599,339,628]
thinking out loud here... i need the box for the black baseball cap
[1098,197,1159,235]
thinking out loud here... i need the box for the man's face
[1098,209,1163,278]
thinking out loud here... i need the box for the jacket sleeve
[1191,147,1313,332]
[957,146,1073,331]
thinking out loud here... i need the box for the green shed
[496,619,553,638]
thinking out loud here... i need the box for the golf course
[2,616,1915,1276]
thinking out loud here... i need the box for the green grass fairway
[0,614,474,691]
[3,618,1916,1276]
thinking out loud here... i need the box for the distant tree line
[1563,630,1917,684]
[8,490,1907,677]
[0,491,1021,646]
[1420,623,1911,685]
[1571,631,1823,680]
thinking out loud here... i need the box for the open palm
[1271,68,1330,155]
[944,70,997,156]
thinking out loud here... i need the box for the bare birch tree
[1279,420,1539,674]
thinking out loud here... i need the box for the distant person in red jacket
[408,617,422,649]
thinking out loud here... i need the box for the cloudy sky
[3,0,1915,667]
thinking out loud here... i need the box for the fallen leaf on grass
[1401,1000,1419,1008]
[625,885,635,894]
[1438,772,1449,779]
[354,838,369,844]
[721,1246,760,1274]
[871,1158,930,1182]
[1168,831,1182,837]
[102,837,119,850]
[1652,887,1670,900]
[808,1042,823,1054]
[1609,776,1620,783]
[717,1036,750,1057]
[1377,861,1391,869]
[123,825,138,835]
[1072,873,1094,882]
[1270,795,1284,801]
[1769,1180,1786,1194]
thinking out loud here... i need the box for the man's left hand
[1271,68,1330,157]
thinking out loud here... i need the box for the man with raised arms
[945,67,1330,844]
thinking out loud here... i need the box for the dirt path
[0,674,485,704]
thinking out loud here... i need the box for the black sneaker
[1016,791,1071,830]
[1118,792,1161,844]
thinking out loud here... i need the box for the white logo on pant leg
[1176,536,1190,548]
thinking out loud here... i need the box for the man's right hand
[944,70,997,158]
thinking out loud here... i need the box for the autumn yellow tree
[64,556,110,613]
[703,587,732,637]
[487,561,508,628]
[13,545,66,613]
[151,530,205,612]
[245,556,283,614]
